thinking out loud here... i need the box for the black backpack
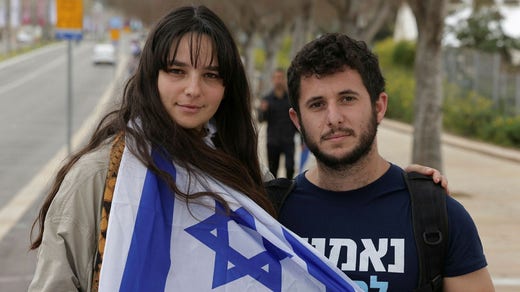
[265,171,448,292]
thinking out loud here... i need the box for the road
[0,39,128,291]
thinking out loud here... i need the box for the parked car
[92,43,116,65]
[16,25,41,44]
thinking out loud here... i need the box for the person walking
[258,68,297,178]
[279,32,494,291]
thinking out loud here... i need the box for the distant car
[92,43,116,65]
[16,25,40,44]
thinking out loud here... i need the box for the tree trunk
[408,0,447,171]
[242,32,258,98]
[290,0,313,59]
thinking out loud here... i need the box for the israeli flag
[99,142,362,292]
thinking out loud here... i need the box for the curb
[381,119,520,164]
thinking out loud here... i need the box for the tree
[325,0,403,44]
[289,0,314,59]
[408,0,448,171]
[448,2,520,64]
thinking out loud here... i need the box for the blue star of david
[185,201,292,291]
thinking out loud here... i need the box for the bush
[373,38,394,68]
[385,72,415,123]
[392,40,416,69]
[443,84,495,138]
[374,38,415,123]
[373,38,520,150]
[485,116,520,147]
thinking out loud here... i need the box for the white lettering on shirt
[308,237,405,274]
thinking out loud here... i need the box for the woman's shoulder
[48,140,113,222]
[63,141,112,188]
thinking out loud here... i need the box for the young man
[258,68,297,178]
[281,33,494,291]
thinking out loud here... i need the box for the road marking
[0,57,64,96]
[0,52,128,242]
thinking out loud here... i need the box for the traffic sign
[55,0,84,40]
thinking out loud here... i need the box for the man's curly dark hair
[287,33,385,111]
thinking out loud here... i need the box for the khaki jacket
[29,142,110,292]
[28,141,274,291]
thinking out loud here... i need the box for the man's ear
[376,92,388,123]
[289,108,301,132]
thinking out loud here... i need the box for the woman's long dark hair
[30,5,275,249]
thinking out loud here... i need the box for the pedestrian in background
[258,68,297,178]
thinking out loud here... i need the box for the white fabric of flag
[98,139,362,292]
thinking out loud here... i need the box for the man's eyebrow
[305,96,323,105]
[338,89,359,96]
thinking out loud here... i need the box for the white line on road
[0,56,64,96]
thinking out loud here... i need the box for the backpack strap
[404,171,449,292]
[264,177,296,215]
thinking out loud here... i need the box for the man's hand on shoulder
[405,164,450,194]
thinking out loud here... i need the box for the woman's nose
[184,75,201,97]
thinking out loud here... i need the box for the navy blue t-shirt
[278,164,487,291]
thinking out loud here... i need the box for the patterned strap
[91,133,125,292]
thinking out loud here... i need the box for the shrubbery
[373,38,520,149]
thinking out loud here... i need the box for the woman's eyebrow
[168,60,219,71]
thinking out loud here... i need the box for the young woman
[29,5,281,291]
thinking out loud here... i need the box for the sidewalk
[258,119,520,291]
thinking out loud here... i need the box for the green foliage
[384,71,416,123]
[443,83,495,137]
[392,40,416,69]
[254,36,292,71]
[374,38,415,123]
[374,37,520,149]
[373,38,394,68]
[254,48,265,71]
[447,7,520,62]
[276,36,292,69]
[485,116,520,147]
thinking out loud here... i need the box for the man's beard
[300,109,378,171]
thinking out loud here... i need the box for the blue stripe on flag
[119,150,176,291]
[282,229,357,292]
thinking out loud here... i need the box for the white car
[92,43,116,65]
